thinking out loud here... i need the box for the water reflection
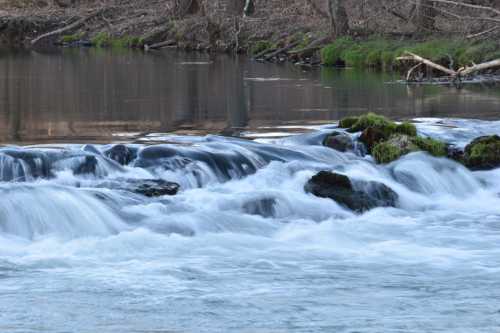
[0,48,499,143]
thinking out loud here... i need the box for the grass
[250,40,274,55]
[372,141,403,164]
[321,37,500,69]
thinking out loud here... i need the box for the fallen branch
[30,9,104,46]
[145,39,176,50]
[460,59,500,76]
[397,51,456,76]
[288,36,329,56]
[397,51,500,82]
[263,41,300,61]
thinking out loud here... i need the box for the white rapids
[0,118,499,332]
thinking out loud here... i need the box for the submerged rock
[242,197,277,218]
[464,135,500,170]
[74,155,98,175]
[104,144,137,165]
[305,171,398,212]
[323,132,354,152]
[96,178,180,197]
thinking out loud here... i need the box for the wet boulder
[359,127,387,153]
[372,134,446,164]
[464,135,500,170]
[96,178,180,197]
[104,144,137,165]
[323,132,354,152]
[305,171,398,212]
[242,197,277,218]
[74,155,98,175]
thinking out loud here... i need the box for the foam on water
[1,118,500,332]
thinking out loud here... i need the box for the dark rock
[242,197,276,217]
[464,135,500,170]
[96,178,180,197]
[446,145,464,163]
[359,127,387,153]
[323,132,354,152]
[305,171,398,212]
[74,155,98,175]
[104,144,136,165]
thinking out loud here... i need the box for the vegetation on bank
[320,37,500,69]
[59,32,144,48]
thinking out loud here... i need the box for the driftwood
[30,9,104,46]
[397,51,500,82]
[263,41,301,61]
[145,40,176,50]
[288,37,329,56]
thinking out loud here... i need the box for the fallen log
[145,39,176,50]
[30,9,105,46]
[397,51,500,82]
[397,51,456,76]
[263,41,300,61]
[288,37,329,56]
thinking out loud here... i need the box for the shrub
[250,40,273,55]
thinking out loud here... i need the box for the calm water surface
[1,48,500,143]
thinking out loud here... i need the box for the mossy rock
[338,116,359,128]
[464,135,500,170]
[372,134,446,164]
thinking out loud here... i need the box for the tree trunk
[328,0,349,38]
[415,0,436,34]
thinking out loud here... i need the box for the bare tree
[328,0,349,37]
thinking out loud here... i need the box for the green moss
[464,135,500,169]
[349,113,396,134]
[250,40,273,55]
[412,136,447,157]
[372,141,403,164]
[338,116,359,128]
[91,33,144,48]
[60,32,84,44]
[396,122,417,137]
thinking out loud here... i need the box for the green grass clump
[91,32,111,47]
[396,122,417,137]
[321,37,355,66]
[338,116,359,128]
[372,141,403,164]
[320,37,500,70]
[412,136,447,157]
[250,40,273,55]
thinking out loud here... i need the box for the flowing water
[1,49,500,332]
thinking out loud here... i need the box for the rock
[242,197,276,217]
[372,134,446,164]
[104,144,136,165]
[323,132,354,152]
[338,116,359,128]
[74,155,98,175]
[96,178,180,197]
[464,135,500,170]
[359,127,387,153]
[305,171,397,212]
[446,145,464,163]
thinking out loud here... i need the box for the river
[0,49,500,332]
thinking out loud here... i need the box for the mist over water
[0,116,499,332]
